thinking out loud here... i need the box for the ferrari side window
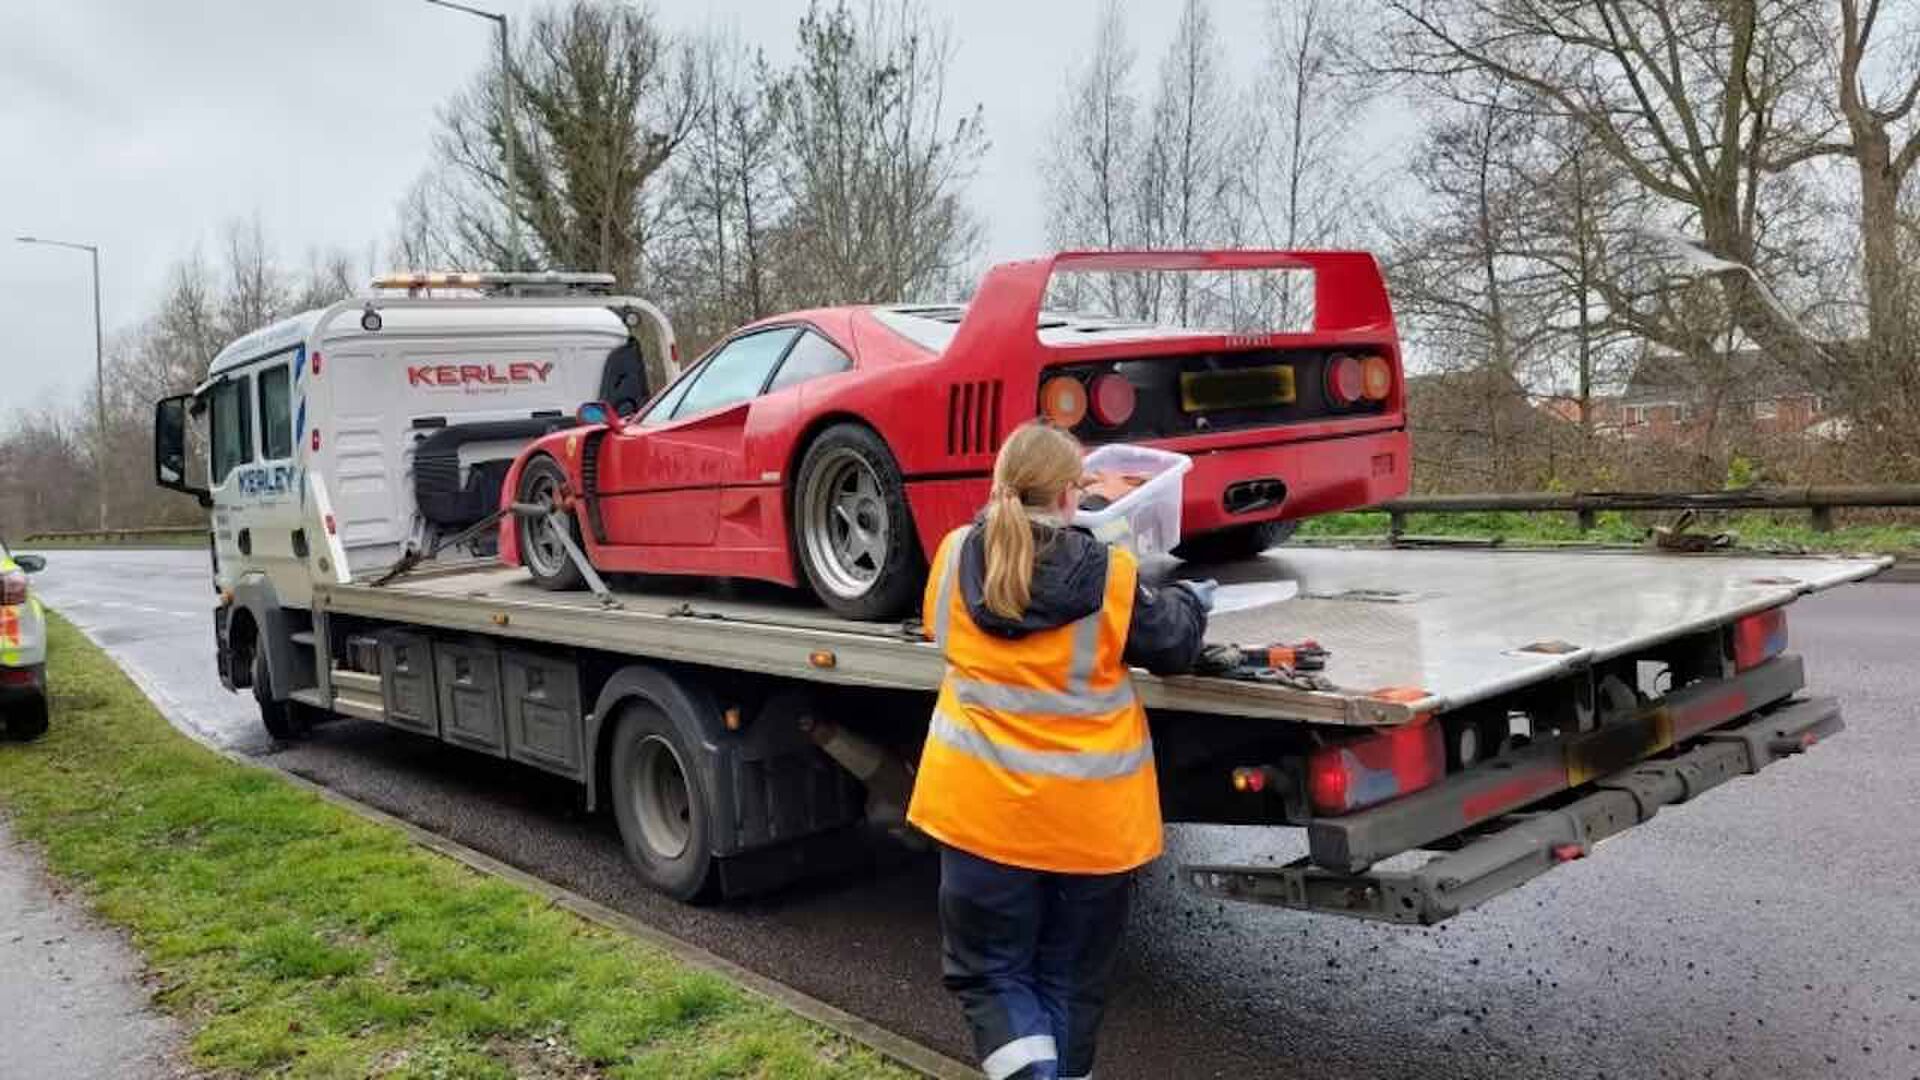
[766,331,853,393]
[670,327,800,420]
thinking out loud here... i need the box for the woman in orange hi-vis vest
[907,422,1214,1080]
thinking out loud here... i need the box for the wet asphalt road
[27,548,1920,1080]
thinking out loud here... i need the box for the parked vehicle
[0,537,49,741]
[502,250,1411,618]
[152,263,1885,920]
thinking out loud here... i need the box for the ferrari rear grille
[948,379,1003,456]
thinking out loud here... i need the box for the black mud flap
[1185,695,1841,925]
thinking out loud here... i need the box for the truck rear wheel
[608,701,717,901]
[516,456,586,592]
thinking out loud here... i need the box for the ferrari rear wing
[946,249,1396,359]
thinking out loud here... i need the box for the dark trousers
[937,845,1134,1080]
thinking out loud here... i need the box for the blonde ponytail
[980,422,1085,620]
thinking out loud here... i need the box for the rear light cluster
[1040,372,1137,430]
[1307,710,1446,816]
[0,569,26,606]
[1325,353,1394,407]
[1732,607,1788,670]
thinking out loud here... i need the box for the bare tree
[1041,0,1138,313]
[648,30,786,352]
[431,0,699,280]
[766,0,987,304]
[1136,0,1236,322]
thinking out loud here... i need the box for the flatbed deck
[314,546,1888,727]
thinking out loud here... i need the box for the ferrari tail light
[1360,355,1394,401]
[1040,375,1088,428]
[1308,717,1445,815]
[1733,607,1788,670]
[1089,373,1137,427]
[1,569,26,606]
[1326,355,1366,406]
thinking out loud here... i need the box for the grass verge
[1296,509,1919,555]
[0,613,914,1080]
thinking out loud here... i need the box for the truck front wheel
[253,650,310,742]
[608,701,717,901]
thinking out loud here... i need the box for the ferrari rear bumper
[1177,427,1410,535]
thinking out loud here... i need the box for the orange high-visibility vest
[906,527,1163,875]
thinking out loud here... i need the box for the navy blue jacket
[954,524,1208,676]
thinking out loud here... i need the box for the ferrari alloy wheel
[516,456,586,591]
[793,424,923,620]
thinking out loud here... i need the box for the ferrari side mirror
[576,400,621,429]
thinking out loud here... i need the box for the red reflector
[311,351,322,376]
[1552,844,1586,863]
[0,571,25,606]
[1230,767,1267,794]
[1326,355,1365,406]
[310,429,321,453]
[324,514,337,536]
[0,667,35,687]
[1089,373,1137,427]
[1732,607,1788,670]
[1308,718,1444,815]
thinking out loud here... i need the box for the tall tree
[765,1,987,303]
[1040,0,1139,315]
[432,0,698,280]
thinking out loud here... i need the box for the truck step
[1184,695,1841,924]
[290,630,315,647]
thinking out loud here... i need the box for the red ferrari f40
[499,250,1410,618]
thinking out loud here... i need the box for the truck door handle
[238,528,252,555]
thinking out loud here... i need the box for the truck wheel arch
[586,665,725,824]
[227,577,309,701]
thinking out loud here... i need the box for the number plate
[1180,365,1296,412]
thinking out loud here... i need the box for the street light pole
[16,235,108,530]
[422,0,525,269]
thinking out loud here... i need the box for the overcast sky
[1,0,1297,410]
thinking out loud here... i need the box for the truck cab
[152,272,675,704]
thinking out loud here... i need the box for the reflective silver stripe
[948,674,1135,716]
[982,1034,1058,1080]
[1065,604,1102,694]
[932,527,969,652]
[931,709,1152,781]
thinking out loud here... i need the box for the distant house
[1579,349,1836,440]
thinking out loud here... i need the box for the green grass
[1296,509,1920,555]
[0,614,913,1080]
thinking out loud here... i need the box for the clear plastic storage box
[1072,443,1194,557]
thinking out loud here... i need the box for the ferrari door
[599,327,802,548]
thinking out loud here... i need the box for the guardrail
[1371,484,1920,536]
[22,525,205,545]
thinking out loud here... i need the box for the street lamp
[15,235,107,531]
[422,0,526,269]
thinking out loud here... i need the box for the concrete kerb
[52,610,975,1080]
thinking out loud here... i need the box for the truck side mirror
[154,394,211,508]
[576,400,621,430]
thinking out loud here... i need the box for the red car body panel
[500,250,1411,589]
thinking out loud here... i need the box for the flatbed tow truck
[301,542,1883,923]
[152,270,1889,923]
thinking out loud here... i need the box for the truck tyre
[1172,520,1298,564]
[253,649,310,742]
[608,700,717,901]
[792,424,923,620]
[2,690,49,742]
[515,456,587,592]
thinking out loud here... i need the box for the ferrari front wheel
[516,456,586,591]
[793,424,923,620]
